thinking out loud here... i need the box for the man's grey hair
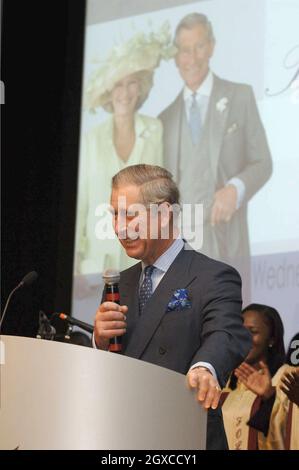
[112,164,180,206]
[174,12,215,45]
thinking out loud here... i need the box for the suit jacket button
[159,347,167,355]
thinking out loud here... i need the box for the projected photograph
[73,0,299,346]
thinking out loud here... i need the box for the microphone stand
[0,271,38,334]
[36,311,56,341]
[0,284,22,331]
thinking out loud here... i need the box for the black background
[1,0,86,335]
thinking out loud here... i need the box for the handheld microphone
[0,271,38,333]
[102,268,121,353]
[58,313,94,334]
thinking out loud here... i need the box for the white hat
[84,22,176,112]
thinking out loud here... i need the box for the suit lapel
[206,75,233,181]
[119,263,142,350]
[124,249,196,359]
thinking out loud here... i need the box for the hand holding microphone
[94,269,127,352]
[94,303,128,351]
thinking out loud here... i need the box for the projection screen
[72,0,299,349]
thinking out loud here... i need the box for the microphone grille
[102,269,120,285]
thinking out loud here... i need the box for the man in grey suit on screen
[93,164,251,449]
[159,13,272,303]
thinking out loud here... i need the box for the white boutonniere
[227,122,238,134]
[216,97,228,113]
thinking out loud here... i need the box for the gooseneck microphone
[102,269,121,353]
[58,313,94,334]
[0,271,38,332]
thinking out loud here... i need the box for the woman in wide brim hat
[74,23,176,284]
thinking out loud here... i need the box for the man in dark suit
[159,13,272,304]
[93,164,252,449]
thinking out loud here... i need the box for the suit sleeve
[234,85,273,202]
[190,264,252,388]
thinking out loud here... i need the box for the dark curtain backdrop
[1,0,86,335]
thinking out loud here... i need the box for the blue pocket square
[166,288,192,311]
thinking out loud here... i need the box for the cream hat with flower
[84,22,176,112]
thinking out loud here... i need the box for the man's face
[175,24,215,91]
[110,184,161,263]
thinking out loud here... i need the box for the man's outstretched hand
[187,367,221,409]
